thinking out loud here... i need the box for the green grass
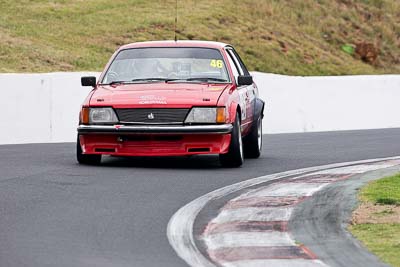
[360,173,400,205]
[1,0,399,75]
[350,224,400,267]
[349,173,400,266]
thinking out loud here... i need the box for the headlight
[89,108,119,124]
[185,107,226,124]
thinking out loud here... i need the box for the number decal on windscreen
[210,59,224,68]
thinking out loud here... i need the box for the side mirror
[81,76,97,87]
[237,75,253,86]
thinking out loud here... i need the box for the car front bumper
[77,124,233,135]
[77,124,233,156]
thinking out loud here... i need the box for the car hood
[89,83,230,108]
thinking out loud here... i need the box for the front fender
[253,98,265,122]
[228,101,241,123]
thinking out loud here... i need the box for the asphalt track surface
[0,128,400,267]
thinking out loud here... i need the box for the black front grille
[115,108,190,124]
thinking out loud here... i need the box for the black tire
[76,136,101,165]
[244,116,262,158]
[219,113,244,167]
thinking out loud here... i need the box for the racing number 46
[210,59,223,68]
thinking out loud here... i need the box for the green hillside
[0,0,399,75]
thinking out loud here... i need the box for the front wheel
[76,136,101,165]
[219,113,244,167]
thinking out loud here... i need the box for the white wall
[1,73,96,144]
[0,72,399,144]
[252,72,400,133]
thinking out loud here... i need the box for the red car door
[225,47,255,134]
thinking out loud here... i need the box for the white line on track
[203,231,295,250]
[220,259,328,267]
[234,183,328,199]
[210,207,292,224]
[311,163,396,175]
[167,156,400,267]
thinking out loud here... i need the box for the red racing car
[77,41,264,167]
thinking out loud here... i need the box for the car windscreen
[101,47,230,84]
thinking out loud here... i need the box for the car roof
[119,40,230,50]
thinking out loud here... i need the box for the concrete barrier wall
[0,72,399,144]
[1,73,96,144]
[252,72,400,133]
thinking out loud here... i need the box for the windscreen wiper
[104,81,130,86]
[131,78,195,83]
[131,78,168,82]
[183,77,228,82]
[165,77,228,83]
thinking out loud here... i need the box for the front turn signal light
[216,107,226,123]
[81,107,90,124]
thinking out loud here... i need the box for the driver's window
[226,49,240,84]
[227,49,245,76]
